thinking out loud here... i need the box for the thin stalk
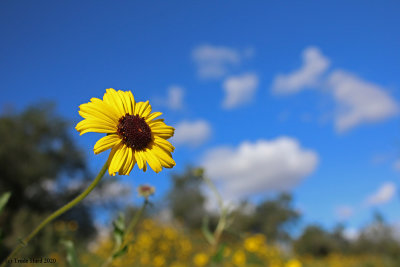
[102,200,148,267]
[203,176,228,251]
[1,162,109,267]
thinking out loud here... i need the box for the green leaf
[211,243,226,263]
[0,192,11,215]
[202,216,215,245]
[112,213,125,248]
[61,240,81,267]
[112,245,128,259]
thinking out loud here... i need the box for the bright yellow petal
[124,91,135,115]
[117,90,131,116]
[143,149,162,173]
[109,144,128,176]
[118,145,130,175]
[123,148,136,174]
[148,118,164,126]
[119,146,132,175]
[151,125,174,139]
[103,88,126,118]
[141,103,152,118]
[78,98,120,124]
[152,145,175,168]
[107,143,122,176]
[93,134,121,154]
[135,101,150,117]
[145,111,162,123]
[76,120,117,135]
[154,136,175,152]
[134,150,147,172]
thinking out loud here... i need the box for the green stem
[102,200,148,267]
[123,200,148,246]
[202,176,228,251]
[0,162,109,267]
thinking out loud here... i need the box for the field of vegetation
[1,105,399,267]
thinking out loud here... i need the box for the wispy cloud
[329,71,398,132]
[272,47,330,94]
[393,159,400,172]
[192,44,252,79]
[222,73,259,109]
[165,85,184,110]
[202,137,318,199]
[171,120,212,147]
[335,205,354,220]
[271,46,399,132]
[366,182,397,206]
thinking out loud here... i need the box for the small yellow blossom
[285,259,302,267]
[193,252,209,267]
[232,250,246,266]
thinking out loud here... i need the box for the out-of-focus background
[1,1,399,266]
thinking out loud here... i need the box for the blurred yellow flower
[232,250,246,266]
[153,255,166,267]
[193,252,209,267]
[76,88,175,175]
[285,259,302,267]
[244,234,266,253]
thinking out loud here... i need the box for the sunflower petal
[117,90,133,116]
[123,148,136,174]
[109,144,128,176]
[94,134,121,154]
[124,91,135,115]
[76,120,117,135]
[107,143,122,176]
[154,136,175,152]
[143,149,162,173]
[151,126,174,139]
[79,98,120,124]
[103,88,126,118]
[135,101,150,117]
[141,103,152,118]
[152,145,175,168]
[134,150,147,172]
[145,112,162,123]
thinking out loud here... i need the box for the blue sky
[1,1,400,235]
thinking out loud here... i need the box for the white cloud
[86,182,132,204]
[393,159,400,172]
[192,45,252,79]
[366,182,397,206]
[222,73,259,109]
[344,227,360,241]
[272,47,330,94]
[202,137,319,199]
[329,71,399,132]
[166,86,184,110]
[172,120,212,147]
[271,46,399,132]
[335,205,354,220]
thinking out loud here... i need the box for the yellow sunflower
[76,88,175,175]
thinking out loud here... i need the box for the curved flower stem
[123,200,148,246]
[202,176,229,252]
[102,200,148,267]
[0,162,109,267]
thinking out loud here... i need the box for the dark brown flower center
[117,114,152,150]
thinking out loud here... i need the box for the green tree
[230,193,300,242]
[0,103,96,259]
[167,167,207,229]
[353,211,400,259]
[294,225,336,257]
